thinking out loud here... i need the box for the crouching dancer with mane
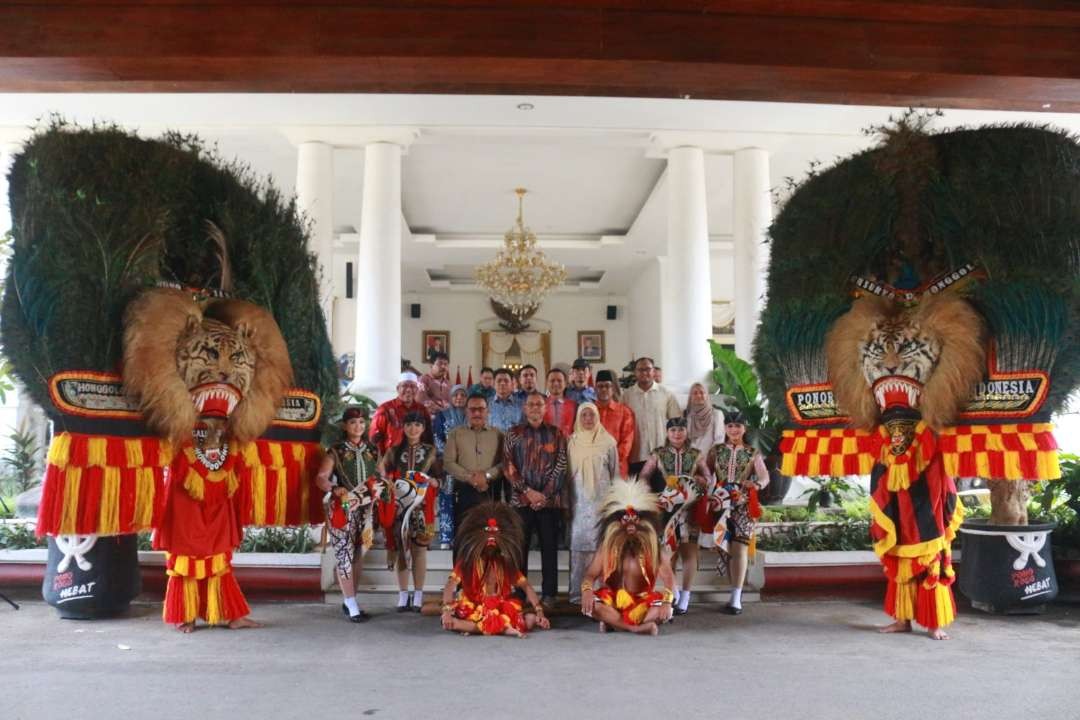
[440,502,550,637]
[580,480,675,636]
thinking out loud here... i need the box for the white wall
[333,292,630,378]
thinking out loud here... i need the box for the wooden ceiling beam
[0,2,1077,111]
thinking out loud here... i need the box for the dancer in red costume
[155,400,260,633]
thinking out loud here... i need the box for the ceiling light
[516,102,535,111]
[475,188,567,321]
[1042,103,1052,109]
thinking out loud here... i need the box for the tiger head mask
[825,292,985,434]
[122,288,293,446]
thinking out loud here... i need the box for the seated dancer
[638,417,709,615]
[580,480,675,635]
[440,502,550,637]
[155,409,260,633]
[314,406,381,623]
[706,411,769,615]
[377,411,440,613]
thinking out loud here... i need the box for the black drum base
[42,534,141,619]
[958,519,1058,614]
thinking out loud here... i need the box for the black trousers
[517,507,561,599]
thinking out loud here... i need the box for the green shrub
[0,522,44,549]
[757,520,872,552]
[239,525,315,553]
[2,429,40,495]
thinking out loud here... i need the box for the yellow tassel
[86,438,108,468]
[183,578,199,623]
[98,466,121,536]
[194,558,207,580]
[269,442,285,468]
[780,455,796,475]
[299,465,311,525]
[893,581,916,621]
[183,469,205,501]
[124,439,144,468]
[206,575,222,625]
[934,584,955,627]
[252,466,267,525]
[895,557,914,583]
[134,468,156,529]
[274,468,288,525]
[291,443,306,463]
[211,553,227,576]
[47,433,73,468]
[158,441,174,466]
[174,555,190,576]
[241,441,260,466]
[748,532,757,561]
[59,466,83,535]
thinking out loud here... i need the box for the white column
[665,147,713,393]
[732,147,771,361]
[295,142,336,333]
[350,142,403,400]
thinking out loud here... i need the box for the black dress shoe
[350,609,370,623]
[396,603,411,613]
[724,603,743,615]
[673,605,688,616]
[341,603,349,617]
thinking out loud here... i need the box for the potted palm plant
[707,341,790,504]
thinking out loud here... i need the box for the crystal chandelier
[475,188,567,319]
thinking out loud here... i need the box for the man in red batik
[370,372,432,455]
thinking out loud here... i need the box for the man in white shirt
[622,357,682,489]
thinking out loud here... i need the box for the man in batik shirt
[503,391,568,606]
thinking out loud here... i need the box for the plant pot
[817,493,832,509]
[958,518,1058,614]
[762,465,792,505]
[42,534,141,618]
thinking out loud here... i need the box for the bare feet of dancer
[632,621,659,636]
[928,627,950,640]
[176,622,195,634]
[598,621,607,633]
[228,616,262,629]
[878,620,912,634]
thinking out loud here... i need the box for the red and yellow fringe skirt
[452,594,526,635]
[595,587,672,626]
[163,552,250,626]
[881,551,957,630]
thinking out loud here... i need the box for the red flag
[455,365,462,385]
[466,366,473,387]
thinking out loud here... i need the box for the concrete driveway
[3,598,1079,720]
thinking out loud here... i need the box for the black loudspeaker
[410,303,421,319]
[606,305,617,320]
[345,262,354,299]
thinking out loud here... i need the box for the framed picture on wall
[422,331,450,363]
[577,331,605,363]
